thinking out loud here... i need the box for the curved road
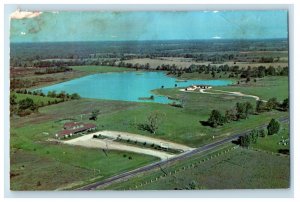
[77,116,289,190]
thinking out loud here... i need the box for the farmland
[123,57,288,70]
[103,145,290,190]
[9,39,290,190]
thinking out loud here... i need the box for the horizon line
[10,38,288,44]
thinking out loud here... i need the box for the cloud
[10,10,42,19]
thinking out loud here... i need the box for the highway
[77,116,289,190]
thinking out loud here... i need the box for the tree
[281,98,289,111]
[90,109,100,121]
[265,97,279,111]
[10,94,17,105]
[225,108,237,122]
[267,118,280,135]
[146,111,165,134]
[10,94,18,114]
[249,129,259,144]
[245,102,254,116]
[211,71,216,78]
[47,91,57,98]
[18,98,36,111]
[71,93,81,100]
[207,110,224,127]
[58,91,66,99]
[256,100,265,113]
[259,129,266,138]
[239,129,259,147]
[236,102,253,120]
[239,135,251,147]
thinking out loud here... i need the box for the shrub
[207,109,225,127]
[259,129,266,137]
[267,118,280,135]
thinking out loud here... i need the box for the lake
[40,71,232,104]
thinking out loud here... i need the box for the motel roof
[57,122,97,137]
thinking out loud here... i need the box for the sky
[10,10,288,42]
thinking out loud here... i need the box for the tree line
[238,118,281,147]
[10,90,81,116]
[206,97,289,128]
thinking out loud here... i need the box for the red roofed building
[55,122,97,139]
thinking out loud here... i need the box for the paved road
[77,116,289,190]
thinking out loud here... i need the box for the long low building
[55,122,97,139]
[185,85,211,91]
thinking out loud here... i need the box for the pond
[39,71,232,104]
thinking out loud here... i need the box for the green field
[253,122,290,153]
[10,120,159,190]
[104,145,290,190]
[212,76,289,101]
[12,92,62,107]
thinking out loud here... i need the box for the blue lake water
[39,71,232,104]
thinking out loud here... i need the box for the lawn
[104,145,290,190]
[96,99,287,147]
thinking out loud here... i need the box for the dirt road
[180,88,266,102]
[63,131,193,160]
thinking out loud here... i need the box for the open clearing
[63,131,194,160]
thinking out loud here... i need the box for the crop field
[104,145,290,190]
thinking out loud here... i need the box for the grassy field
[212,76,289,101]
[12,92,62,107]
[96,98,287,147]
[104,145,290,190]
[253,122,290,153]
[10,120,159,190]
[10,97,157,190]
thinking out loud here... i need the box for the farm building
[55,122,97,139]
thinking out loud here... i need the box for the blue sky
[10,10,288,42]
